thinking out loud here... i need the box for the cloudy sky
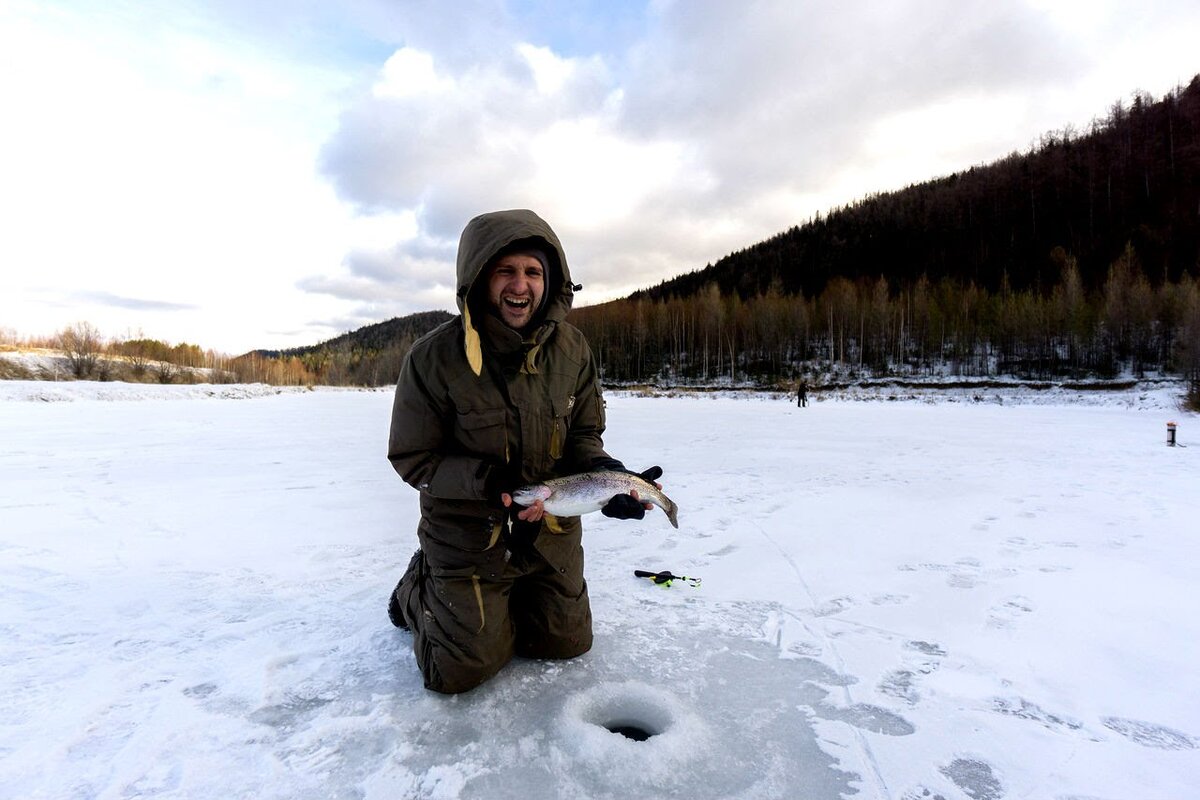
[2,0,1197,354]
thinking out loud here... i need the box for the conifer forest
[570,78,1200,396]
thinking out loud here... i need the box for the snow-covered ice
[1,380,1198,799]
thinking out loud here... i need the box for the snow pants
[392,546,593,694]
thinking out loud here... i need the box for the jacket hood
[455,209,576,375]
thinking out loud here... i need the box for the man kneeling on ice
[386,209,663,694]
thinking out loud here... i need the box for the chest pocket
[547,393,575,463]
[453,408,509,462]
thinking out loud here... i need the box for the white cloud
[517,43,577,95]
[373,47,457,98]
[847,93,1032,195]
[528,117,709,228]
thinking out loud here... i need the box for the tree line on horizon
[240,310,454,386]
[0,312,455,387]
[570,244,1200,395]
[0,323,240,384]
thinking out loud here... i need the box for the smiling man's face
[486,253,545,331]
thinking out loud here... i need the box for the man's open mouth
[504,296,532,309]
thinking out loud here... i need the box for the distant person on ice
[386,209,662,694]
[796,380,808,407]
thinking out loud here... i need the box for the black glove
[636,465,663,483]
[481,462,519,506]
[590,457,664,485]
[592,459,664,520]
[601,492,647,520]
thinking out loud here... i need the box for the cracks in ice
[744,516,903,798]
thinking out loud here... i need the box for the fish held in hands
[511,470,679,529]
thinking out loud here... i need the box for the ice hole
[579,689,674,742]
[560,681,705,784]
[606,723,654,741]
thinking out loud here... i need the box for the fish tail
[664,499,679,529]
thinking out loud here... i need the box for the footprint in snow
[815,699,916,736]
[1102,716,1197,750]
[1004,535,1038,551]
[992,697,1088,736]
[182,682,218,699]
[971,515,999,532]
[878,669,920,705]
[947,573,980,589]
[879,641,946,705]
[987,596,1034,629]
[812,595,855,617]
[905,640,947,657]
[940,758,1003,800]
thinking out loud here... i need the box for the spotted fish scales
[512,470,679,528]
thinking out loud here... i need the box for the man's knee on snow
[513,593,593,659]
[421,641,512,694]
[407,581,516,694]
[517,625,593,660]
[511,571,593,660]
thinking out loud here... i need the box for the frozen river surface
[1,381,1197,799]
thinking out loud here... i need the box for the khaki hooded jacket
[387,209,612,576]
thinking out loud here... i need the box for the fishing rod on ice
[634,569,701,588]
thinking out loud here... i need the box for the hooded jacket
[387,209,612,575]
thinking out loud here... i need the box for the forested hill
[238,310,453,385]
[251,310,453,359]
[641,75,1200,301]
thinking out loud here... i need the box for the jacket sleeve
[562,339,613,472]
[387,349,493,501]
